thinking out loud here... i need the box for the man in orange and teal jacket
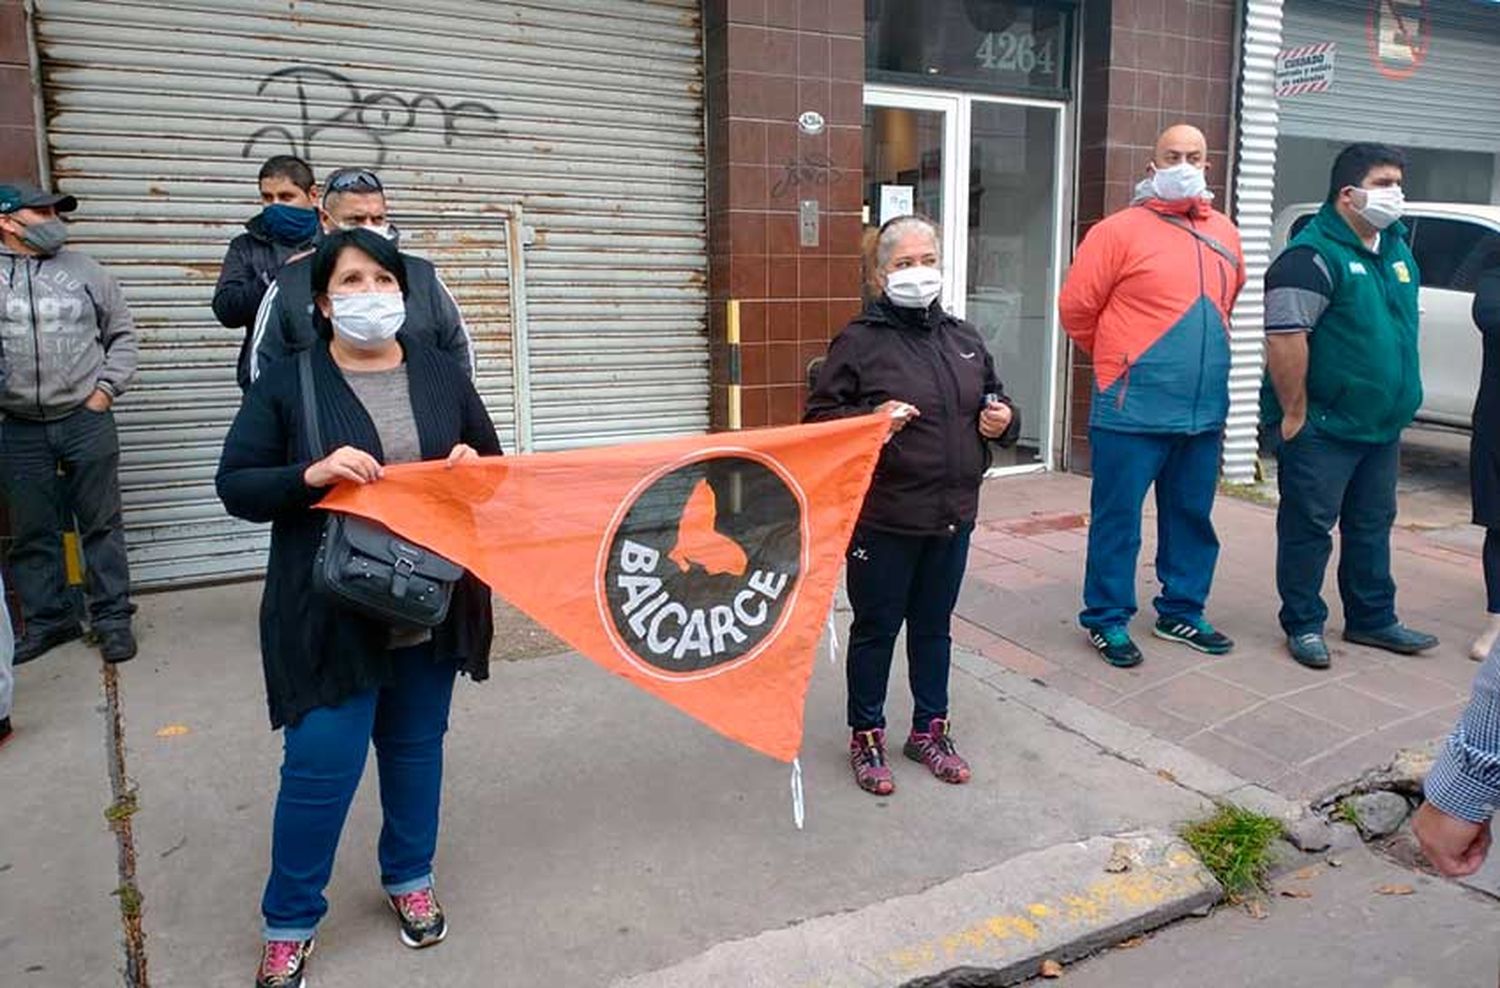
[1058,124,1246,668]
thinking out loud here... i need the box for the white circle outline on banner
[593,445,813,683]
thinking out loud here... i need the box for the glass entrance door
[863,86,1065,472]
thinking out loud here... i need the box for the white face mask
[329,292,405,349]
[1150,162,1208,202]
[885,265,943,309]
[1349,185,1405,230]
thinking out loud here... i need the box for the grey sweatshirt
[0,245,138,421]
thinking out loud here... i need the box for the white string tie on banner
[790,757,805,830]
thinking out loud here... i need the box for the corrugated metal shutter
[1280,0,1500,152]
[33,0,708,587]
[1226,0,1285,484]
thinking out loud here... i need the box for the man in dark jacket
[213,155,320,390]
[247,168,474,384]
[1263,143,1437,669]
[0,182,138,664]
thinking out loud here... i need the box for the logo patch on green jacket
[1392,260,1411,283]
[1348,261,1368,275]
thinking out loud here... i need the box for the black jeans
[1275,421,1399,636]
[1485,529,1500,615]
[0,408,132,633]
[844,523,972,734]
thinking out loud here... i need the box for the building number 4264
[975,30,1056,75]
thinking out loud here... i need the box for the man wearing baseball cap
[0,182,139,664]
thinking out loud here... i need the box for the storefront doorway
[863,89,1067,471]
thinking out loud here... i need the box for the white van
[1271,203,1500,429]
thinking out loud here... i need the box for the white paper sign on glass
[879,184,914,227]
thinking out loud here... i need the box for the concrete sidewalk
[4,461,1494,987]
[4,581,1212,987]
[957,470,1483,800]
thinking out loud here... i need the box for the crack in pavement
[102,662,150,987]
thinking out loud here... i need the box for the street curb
[611,830,1222,988]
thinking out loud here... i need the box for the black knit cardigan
[216,337,501,729]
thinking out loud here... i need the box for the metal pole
[726,298,742,431]
[24,0,52,189]
[505,204,534,452]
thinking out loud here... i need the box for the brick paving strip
[958,473,1480,801]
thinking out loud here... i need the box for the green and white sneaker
[1153,617,1233,655]
[1087,627,1144,668]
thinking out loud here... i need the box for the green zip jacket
[1261,202,1422,445]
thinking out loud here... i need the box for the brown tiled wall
[0,0,41,184]
[1069,0,1238,472]
[704,0,865,429]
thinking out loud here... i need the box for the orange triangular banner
[318,414,889,762]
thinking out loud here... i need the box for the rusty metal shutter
[33,0,708,587]
[1226,0,1285,484]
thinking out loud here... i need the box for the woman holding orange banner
[806,215,1019,797]
[216,228,500,988]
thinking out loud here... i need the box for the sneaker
[903,717,971,784]
[99,627,137,664]
[13,623,84,665]
[0,717,11,749]
[388,886,447,949]
[1343,623,1439,656]
[1287,632,1331,670]
[849,728,895,796]
[1087,627,1143,668]
[1153,617,1233,655]
[255,937,314,988]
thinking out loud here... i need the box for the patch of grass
[112,884,142,918]
[1181,804,1284,896]
[1334,798,1361,828]
[103,789,139,824]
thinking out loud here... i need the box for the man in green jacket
[1262,143,1438,669]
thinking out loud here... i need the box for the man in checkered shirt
[1415,644,1500,875]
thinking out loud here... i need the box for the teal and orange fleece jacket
[1059,195,1245,435]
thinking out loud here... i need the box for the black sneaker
[0,717,12,749]
[1088,627,1144,668]
[14,623,84,665]
[389,886,447,949]
[98,627,137,664]
[254,937,313,988]
[1153,616,1234,655]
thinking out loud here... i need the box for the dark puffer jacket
[805,298,1019,536]
[212,211,318,389]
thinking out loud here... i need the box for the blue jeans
[1080,428,1222,631]
[1276,422,1400,636]
[845,523,972,734]
[261,643,458,941]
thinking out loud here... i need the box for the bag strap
[297,348,325,460]
[1147,209,1241,272]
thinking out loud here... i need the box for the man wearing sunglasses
[247,167,474,383]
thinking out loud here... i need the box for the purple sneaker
[255,937,313,988]
[903,717,971,784]
[849,728,896,796]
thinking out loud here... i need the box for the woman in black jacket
[1472,263,1500,660]
[217,229,500,988]
[805,215,1018,796]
